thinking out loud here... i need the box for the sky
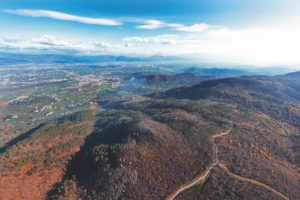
[1,0,300,65]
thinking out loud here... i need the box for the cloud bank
[0,35,113,54]
[121,26,300,65]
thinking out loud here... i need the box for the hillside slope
[47,101,232,200]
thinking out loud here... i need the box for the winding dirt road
[165,125,289,200]
[218,163,289,200]
[165,127,232,200]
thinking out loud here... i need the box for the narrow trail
[165,125,289,200]
[165,127,232,200]
[218,163,289,200]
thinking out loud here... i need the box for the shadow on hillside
[45,115,136,199]
[0,123,44,154]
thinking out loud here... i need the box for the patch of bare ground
[0,168,63,200]
[0,110,96,200]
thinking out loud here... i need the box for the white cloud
[136,20,165,29]
[123,35,179,45]
[136,20,210,33]
[31,35,69,47]
[94,41,112,48]
[174,23,209,33]
[124,43,132,48]
[4,9,121,26]
[136,20,182,30]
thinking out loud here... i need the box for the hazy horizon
[1,0,300,66]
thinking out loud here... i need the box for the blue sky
[1,0,300,65]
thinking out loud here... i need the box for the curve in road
[218,163,289,200]
[165,127,232,200]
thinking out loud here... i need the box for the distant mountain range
[0,53,181,64]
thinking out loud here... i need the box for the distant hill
[129,72,212,84]
[184,67,253,77]
[150,76,300,102]
[283,70,300,76]
[150,73,300,127]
